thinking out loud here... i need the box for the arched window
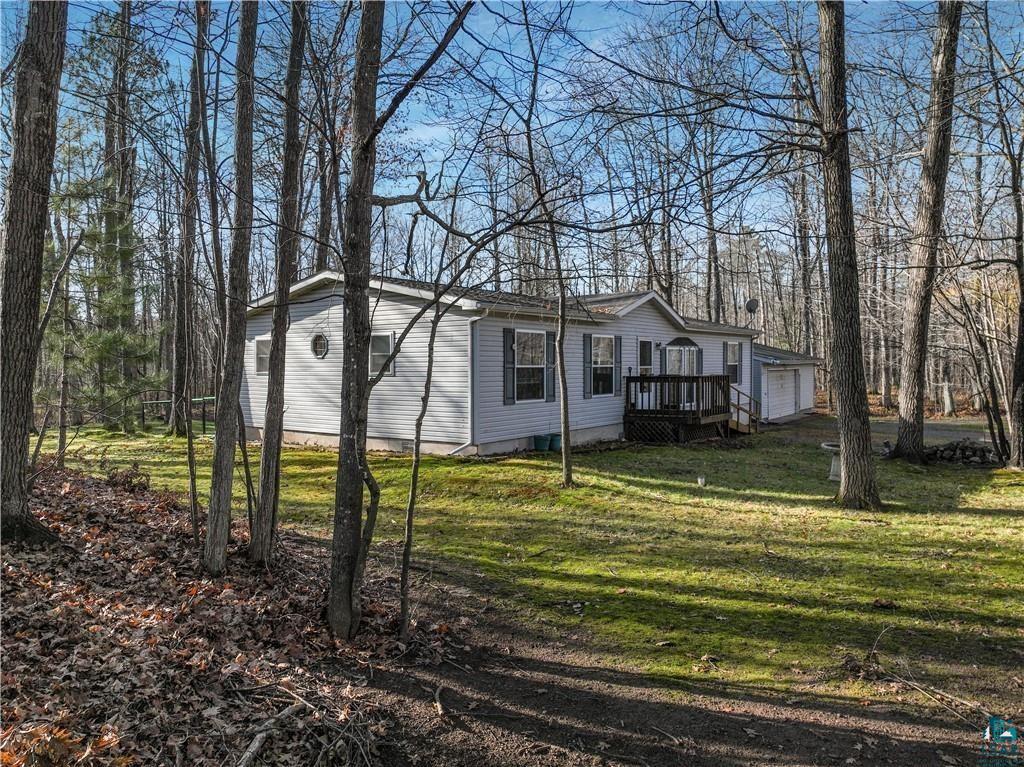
[311,333,329,359]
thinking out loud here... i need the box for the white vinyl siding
[241,285,469,444]
[474,300,753,444]
[241,284,756,450]
[799,366,816,410]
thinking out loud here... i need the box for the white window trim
[637,338,654,376]
[369,331,395,377]
[591,334,615,398]
[665,345,698,375]
[665,345,699,409]
[726,341,740,381]
[311,333,329,359]
[254,337,271,375]
[514,329,546,403]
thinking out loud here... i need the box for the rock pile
[922,438,1000,465]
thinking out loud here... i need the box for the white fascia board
[614,291,688,328]
[613,291,758,337]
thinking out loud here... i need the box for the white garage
[752,343,820,422]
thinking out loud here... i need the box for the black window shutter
[503,328,515,405]
[613,335,622,396]
[697,347,704,375]
[659,346,667,374]
[738,342,743,383]
[545,331,556,402]
[583,333,593,399]
[723,341,728,376]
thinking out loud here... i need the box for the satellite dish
[745,298,760,315]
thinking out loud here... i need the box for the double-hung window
[726,342,740,383]
[515,329,545,401]
[255,339,271,374]
[591,335,615,396]
[370,332,394,376]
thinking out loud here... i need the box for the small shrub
[106,462,150,493]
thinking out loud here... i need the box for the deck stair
[729,385,761,435]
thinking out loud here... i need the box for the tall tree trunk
[702,188,724,324]
[816,0,881,509]
[314,135,334,272]
[99,56,119,425]
[253,1,307,565]
[327,0,385,640]
[169,1,206,437]
[894,1,963,460]
[521,17,572,488]
[204,0,258,575]
[57,270,71,469]
[116,0,136,433]
[399,302,443,641]
[0,0,68,543]
[796,169,813,356]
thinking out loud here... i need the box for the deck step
[729,419,752,434]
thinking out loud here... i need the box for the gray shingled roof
[753,342,822,364]
[578,291,647,314]
[378,274,614,319]
[679,315,757,335]
[256,270,759,334]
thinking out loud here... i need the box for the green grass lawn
[43,418,1024,709]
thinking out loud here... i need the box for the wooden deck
[624,375,732,443]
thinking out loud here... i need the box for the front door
[665,346,698,408]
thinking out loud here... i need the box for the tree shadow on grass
[278,528,1007,761]
[367,599,983,767]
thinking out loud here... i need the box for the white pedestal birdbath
[821,442,841,482]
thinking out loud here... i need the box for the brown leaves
[1,466,413,766]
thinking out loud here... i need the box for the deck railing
[625,375,731,421]
[730,384,761,432]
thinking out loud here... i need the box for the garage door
[766,369,799,420]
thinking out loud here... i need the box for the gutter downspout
[449,313,483,455]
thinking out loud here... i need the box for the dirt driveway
[373,568,985,767]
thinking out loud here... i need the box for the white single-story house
[241,270,761,455]
[751,343,820,422]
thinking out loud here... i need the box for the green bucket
[533,434,551,451]
[549,434,562,451]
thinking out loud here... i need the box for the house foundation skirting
[244,426,462,455]
[473,423,623,456]
[243,422,624,456]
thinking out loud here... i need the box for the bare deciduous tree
[816,0,881,509]
[0,0,68,543]
[894,1,964,461]
[204,0,258,575]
